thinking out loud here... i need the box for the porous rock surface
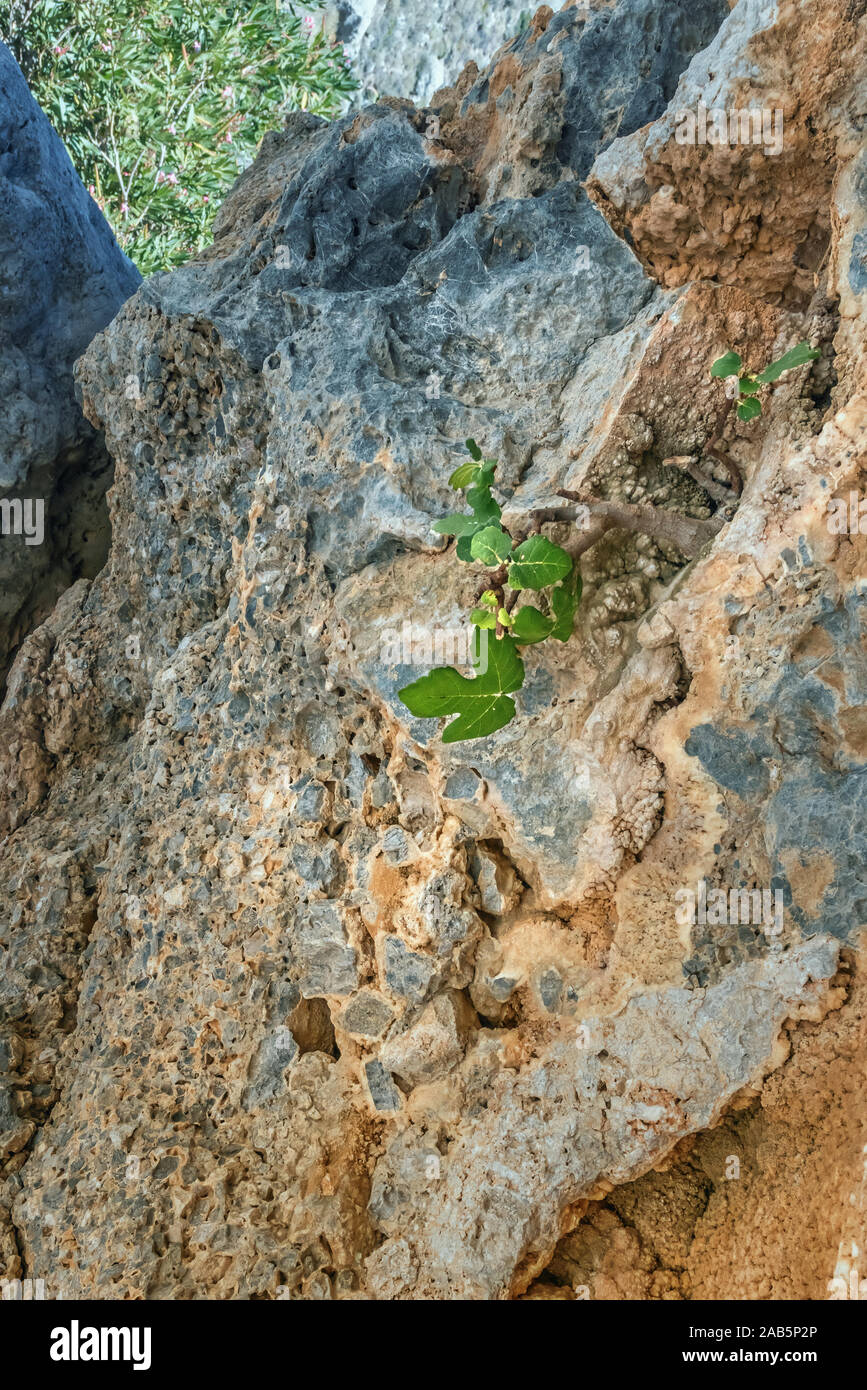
[320,0,530,108]
[0,0,865,1299]
[0,42,140,682]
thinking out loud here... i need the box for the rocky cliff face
[325,0,530,107]
[0,42,140,684]
[0,0,865,1299]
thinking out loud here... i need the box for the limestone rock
[326,0,530,107]
[0,0,864,1301]
[0,43,139,678]
[378,990,474,1088]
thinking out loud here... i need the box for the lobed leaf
[470,607,497,629]
[549,570,583,642]
[432,513,478,536]
[448,462,480,490]
[737,396,762,421]
[398,635,525,742]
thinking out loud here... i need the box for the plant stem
[522,493,727,558]
[704,395,743,495]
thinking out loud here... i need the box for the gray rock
[367,938,841,1297]
[364,1058,402,1113]
[291,839,345,895]
[0,43,139,678]
[442,768,485,802]
[379,992,470,1088]
[4,0,859,1305]
[469,846,522,916]
[538,967,564,1014]
[296,901,358,997]
[380,825,416,866]
[382,936,436,1004]
[292,775,330,823]
[417,869,481,956]
[340,990,395,1040]
[243,1026,299,1108]
[331,0,529,107]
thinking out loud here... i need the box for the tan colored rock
[379,991,475,1088]
[1,0,865,1301]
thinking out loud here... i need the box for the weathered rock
[378,990,474,1087]
[0,0,864,1301]
[586,0,865,307]
[339,989,395,1039]
[469,844,523,915]
[0,43,139,679]
[296,901,359,998]
[366,938,841,1297]
[364,1058,402,1112]
[322,0,529,107]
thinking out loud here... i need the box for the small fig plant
[710,340,820,421]
[400,341,820,743]
[398,439,581,743]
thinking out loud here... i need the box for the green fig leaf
[470,607,497,629]
[508,534,572,591]
[398,635,525,743]
[465,438,482,461]
[511,605,554,644]
[470,526,512,566]
[467,490,502,526]
[711,350,742,378]
[448,462,481,490]
[756,341,820,384]
[737,396,762,421]
[432,512,479,536]
[549,570,583,642]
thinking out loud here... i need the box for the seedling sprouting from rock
[710,340,820,421]
[399,341,815,748]
[399,439,581,743]
[397,419,750,744]
[701,339,820,494]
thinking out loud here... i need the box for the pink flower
[166,172,178,185]
[167,123,177,135]
[303,15,314,30]
[224,132,233,143]
[119,201,129,214]
[221,85,234,101]
[193,41,201,51]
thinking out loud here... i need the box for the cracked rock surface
[0,0,865,1299]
